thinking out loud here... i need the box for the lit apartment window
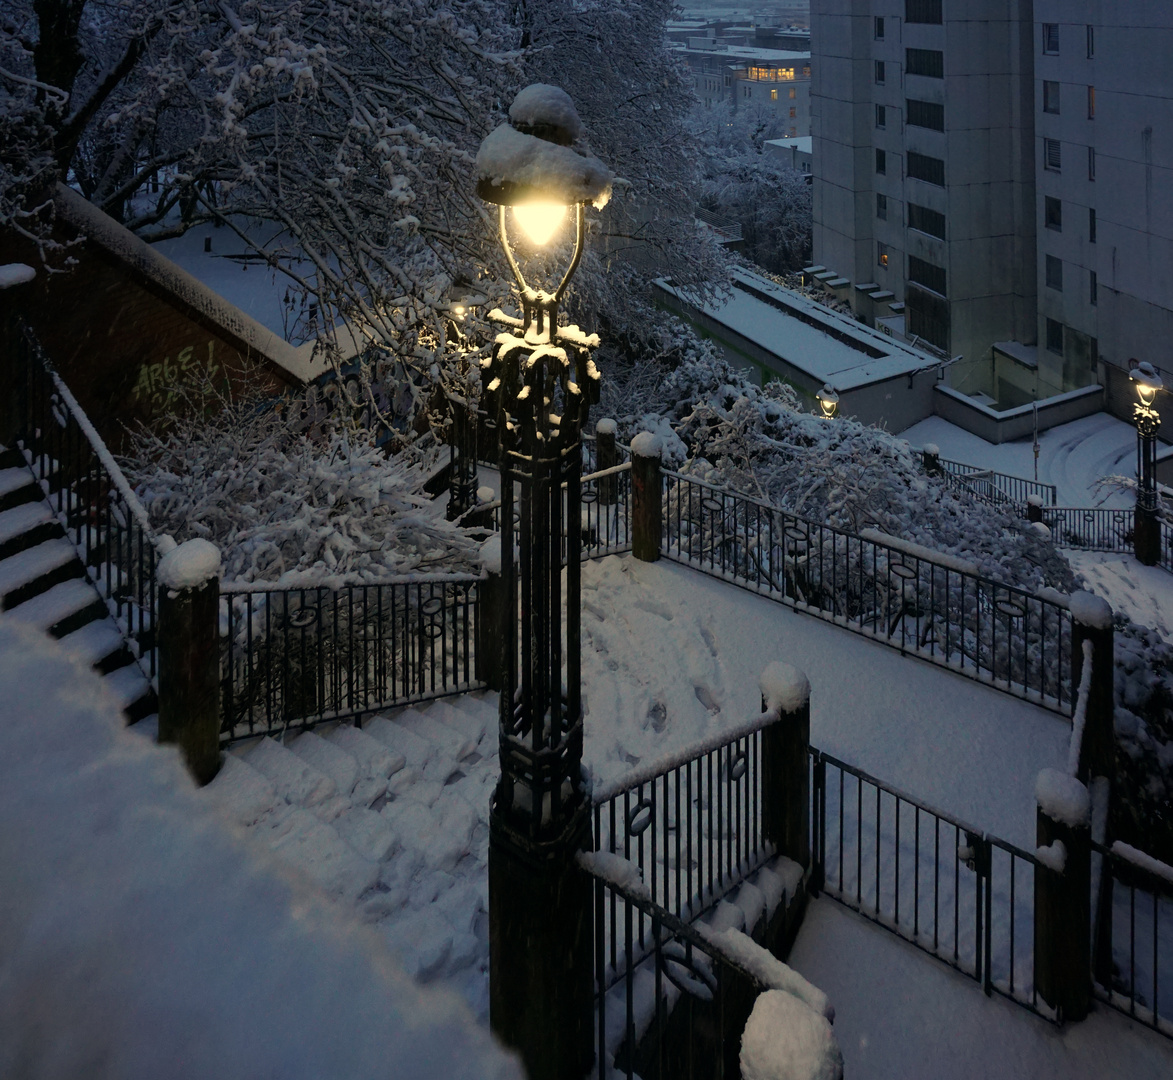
[906,49,944,79]
[1043,81,1060,114]
[876,60,886,85]
[1044,138,1062,171]
[1087,25,1095,58]
[803,66,810,77]
[1044,196,1062,230]
[877,242,890,268]
[908,202,946,239]
[1089,207,1097,243]
[1046,318,1064,354]
[1090,271,1098,306]
[908,255,947,296]
[907,99,945,131]
[876,104,887,129]
[907,151,945,186]
[906,0,942,26]
[877,193,888,220]
[771,88,778,100]
[875,16,885,40]
[1042,24,1059,54]
[1088,146,1096,180]
[1045,255,1063,291]
[876,148,887,175]
[1088,86,1095,118]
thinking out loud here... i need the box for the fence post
[1069,591,1115,784]
[595,417,617,505]
[922,443,942,476]
[475,538,509,693]
[1134,506,1161,566]
[1026,493,1044,524]
[631,432,662,563]
[1033,768,1092,1022]
[760,661,811,872]
[157,539,222,786]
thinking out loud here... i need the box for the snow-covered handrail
[219,569,486,594]
[1110,841,1173,889]
[1067,639,1095,776]
[579,460,631,485]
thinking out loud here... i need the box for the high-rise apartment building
[810,1,1173,409]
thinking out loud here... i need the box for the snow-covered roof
[765,136,813,154]
[655,269,937,391]
[673,43,811,62]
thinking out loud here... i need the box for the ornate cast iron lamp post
[475,84,611,1080]
[1130,360,1163,565]
[816,383,839,419]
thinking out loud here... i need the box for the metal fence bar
[936,457,1057,508]
[1042,506,1136,553]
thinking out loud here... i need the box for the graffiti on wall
[128,340,222,414]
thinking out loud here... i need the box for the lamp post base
[1135,506,1161,566]
[488,807,594,1080]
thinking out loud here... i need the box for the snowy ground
[789,900,1173,1080]
[901,412,1137,508]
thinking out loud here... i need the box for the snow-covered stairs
[202,691,500,1014]
[0,447,155,721]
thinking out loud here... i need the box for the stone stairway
[201,691,500,1014]
[0,447,155,722]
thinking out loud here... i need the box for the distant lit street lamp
[1130,360,1163,565]
[816,383,839,419]
[475,84,611,1080]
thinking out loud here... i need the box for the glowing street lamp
[1129,360,1163,564]
[817,383,839,419]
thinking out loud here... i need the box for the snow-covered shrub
[121,393,479,584]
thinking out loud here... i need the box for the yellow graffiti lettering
[177,345,195,371]
[149,362,165,393]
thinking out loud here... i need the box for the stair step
[0,538,79,607]
[0,502,54,549]
[5,577,102,635]
[242,736,338,808]
[425,699,491,747]
[395,706,476,760]
[268,808,380,904]
[364,715,436,771]
[325,723,406,782]
[288,729,361,797]
[58,619,126,668]
[0,469,39,514]
[100,662,152,711]
[0,447,25,471]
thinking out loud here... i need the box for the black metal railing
[581,461,632,559]
[662,471,1074,713]
[583,858,773,1080]
[813,749,1047,1018]
[7,320,160,679]
[1042,506,1135,552]
[219,576,483,742]
[1093,841,1173,1037]
[591,713,779,976]
[936,457,1057,508]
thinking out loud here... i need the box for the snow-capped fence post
[1069,592,1115,784]
[1026,493,1044,523]
[922,443,942,476]
[595,418,617,504]
[157,540,222,785]
[1033,769,1092,1021]
[760,662,811,872]
[631,432,662,562]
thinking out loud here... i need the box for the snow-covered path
[789,899,1173,1079]
[902,412,1137,508]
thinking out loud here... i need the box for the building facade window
[907,99,945,131]
[907,151,945,186]
[877,193,888,220]
[876,148,887,175]
[907,202,946,239]
[1043,24,1060,54]
[1046,318,1064,354]
[1088,86,1095,118]
[906,0,942,26]
[1045,254,1063,290]
[1043,81,1060,114]
[1045,196,1062,230]
[876,104,887,128]
[906,49,944,79]
[876,60,886,84]
[907,288,950,350]
[771,88,778,100]
[789,107,796,118]
[1088,146,1096,180]
[908,254,947,295]
[1090,270,1098,305]
[1089,207,1097,243]
[877,241,890,268]
[875,16,885,39]
[1087,25,1095,58]
[1044,138,1062,171]
[789,87,796,99]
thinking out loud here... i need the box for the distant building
[764,135,813,174]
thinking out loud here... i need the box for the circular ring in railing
[287,607,319,629]
[729,750,748,782]
[661,943,717,1002]
[581,487,598,504]
[421,596,444,617]
[995,598,1026,619]
[701,496,723,513]
[889,562,918,580]
[422,621,446,640]
[784,526,808,544]
[1113,511,1127,524]
[627,796,655,836]
[1084,511,1095,523]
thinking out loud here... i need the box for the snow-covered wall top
[0,617,521,1080]
[54,185,329,386]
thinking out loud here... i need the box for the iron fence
[813,749,1047,1018]
[1043,506,1135,552]
[7,319,160,679]
[936,457,1057,508]
[219,577,483,742]
[662,471,1074,713]
[1093,842,1173,1037]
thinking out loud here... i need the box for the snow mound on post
[1035,839,1067,874]
[0,263,35,288]
[476,124,612,208]
[0,618,521,1080]
[595,417,617,436]
[740,989,843,1080]
[478,535,502,575]
[630,431,663,459]
[1069,590,1112,629]
[1035,768,1091,827]
[922,443,939,457]
[508,84,582,142]
[158,538,221,591]
[760,661,810,715]
[1027,493,1044,508]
